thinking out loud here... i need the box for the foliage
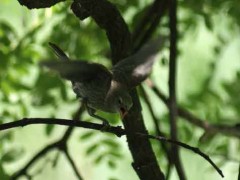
[0,0,239,180]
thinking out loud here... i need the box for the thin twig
[165,164,172,180]
[4,113,225,179]
[177,108,240,137]
[238,163,240,180]
[132,0,160,42]
[134,0,168,52]
[10,105,85,180]
[63,149,83,180]
[169,0,178,139]
[0,118,125,137]
[168,0,186,178]
[137,133,224,178]
[149,84,240,138]
[31,157,54,178]
[139,86,173,166]
[11,142,57,180]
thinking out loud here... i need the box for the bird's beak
[119,107,128,119]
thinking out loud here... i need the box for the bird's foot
[100,120,110,132]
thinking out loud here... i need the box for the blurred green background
[0,0,239,180]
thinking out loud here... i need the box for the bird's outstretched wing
[41,60,112,83]
[43,42,112,83]
[112,36,166,88]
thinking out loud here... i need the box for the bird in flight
[42,37,165,126]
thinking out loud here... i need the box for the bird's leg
[87,106,110,126]
[82,98,110,127]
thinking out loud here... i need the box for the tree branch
[138,133,224,178]
[132,0,166,42]
[0,118,125,137]
[10,106,85,180]
[17,0,166,179]
[18,0,65,9]
[3,107,224,179]
[133,0,169,51]
[168,0,186,179]
[71,0,166,179]
[238,163,240,180]
[139,85,172,167]
[149,84,240,138]
[71,0,132,64]
[178,109,240,137]
[63,149,83,180]
[11,142,58,180]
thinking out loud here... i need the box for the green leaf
[109,178,119,180]
[0,164,10,180]
[45,124,55,136]
[102,139,119,148]
[109,152,122,158]
[1,149,23,163]
[107,160,116,169]
[59,82,68,101]
[86,144,100,156]
[203,14,213,30]
[79,131,96,140]
[0,132,13,142]
[94,153,105,164]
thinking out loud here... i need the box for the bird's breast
[73,82,117,113]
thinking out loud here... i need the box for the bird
[42,37,165,126]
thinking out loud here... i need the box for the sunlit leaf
[45,124,55,136]
[0,164,9,180]
[102,139,119,148]
[1,149,24,163]
[107,160,116,169]
[79,131,96,140]
[86,144,100,156]
[94,153,105,164]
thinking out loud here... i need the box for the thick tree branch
[18,0,65,9]
[168,0,186,179]
[71,0,132,64]
[71,0,166,179]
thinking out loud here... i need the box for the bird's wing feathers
[43,42,112,83]
[43,38,164,88]
[112,36,166,87]
[48,42,70,61]
[41,61,112,83]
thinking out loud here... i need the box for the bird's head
[116,92,132,119]
[107,81,133,119]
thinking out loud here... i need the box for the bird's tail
[48,42,77,85]
[48,42,69,61]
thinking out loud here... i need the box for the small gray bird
[42,37,165,125]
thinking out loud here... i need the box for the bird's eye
[118,97,123,105]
